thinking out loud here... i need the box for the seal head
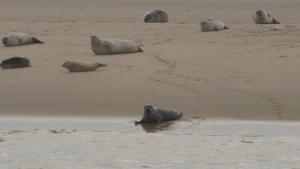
[256,10,263,17]
[135,104,161,124]
[2,37,8,46]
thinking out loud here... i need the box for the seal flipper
[18,38,22,45]
[32,37,44,44]
[104,42,114,54]
[138,46,144,52]
[135,120,143,125]
[272,18,280,24]
[179,112,183,118]
[224,25,229,29]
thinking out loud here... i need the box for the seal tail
[224,25,229,29]
[272,18,280,24]
[98,63,108,67]
[32,37,44,44]
[138,46,144,52]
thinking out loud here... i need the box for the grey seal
[62,61,107,72]
[135,104,183,124]
[253,10,280,24]
[90,35,144,55]
[2,32,44,47]
[143,9,168,23]
[200,18,229,32]
[0,56,30,69]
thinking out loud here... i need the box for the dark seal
[0,57,31,69]
[135,104,183,124]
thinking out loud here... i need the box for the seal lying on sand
[2,32,44,47]
[143,9,168,23]
[90,35,144,55]
[0,56,30,69]
[253,10,280,24]
[135,104,183,124]
[62,61,107,72]
[200,18,229,32]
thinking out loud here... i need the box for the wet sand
[1,117,300,169]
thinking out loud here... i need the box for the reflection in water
[136,121,175,133]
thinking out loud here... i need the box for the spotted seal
[0,56,30,69]
[200,18,229,31]
[253,10,280,24]
[62,61,107,72]
[2,32,44,47]
[135,104,183,124]
[90,35,144,55]
[143,9,168,23]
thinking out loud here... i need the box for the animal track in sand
[111,63,139,73]
[223,25,300,57]
[140,53,203,93]
[161,56,289,119]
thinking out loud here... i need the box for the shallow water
[0,117,300,169]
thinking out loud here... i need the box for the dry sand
[1,0,300,121]
[1,1,300,168]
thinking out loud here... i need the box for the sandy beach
[0,0,300,168]
[0,0,299,120]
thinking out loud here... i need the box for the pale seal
[253,10,280,24]
[135,104,183,124]
[143,9,168,23]
[62,61,107,72]
[0,56,30,69]
[200,18,229,32]
[90,36,144,55]
[2,32,44,47]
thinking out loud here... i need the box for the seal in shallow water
[2,32,44,47]
[143,9,168,23]
[200,18,229,32]
[90,35,144,55]
[253,10,280,24]
[135,104,183,124]
[62,61,107,72]
[0,56,30,69]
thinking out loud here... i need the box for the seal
[2,32,44,47]
[253,10,280,24]
[200,18,229,32]
[143,9,168,23]
[90,35,144,55]
[62,61,107,72]
[135,104,183,124]
[0,56,30,69]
